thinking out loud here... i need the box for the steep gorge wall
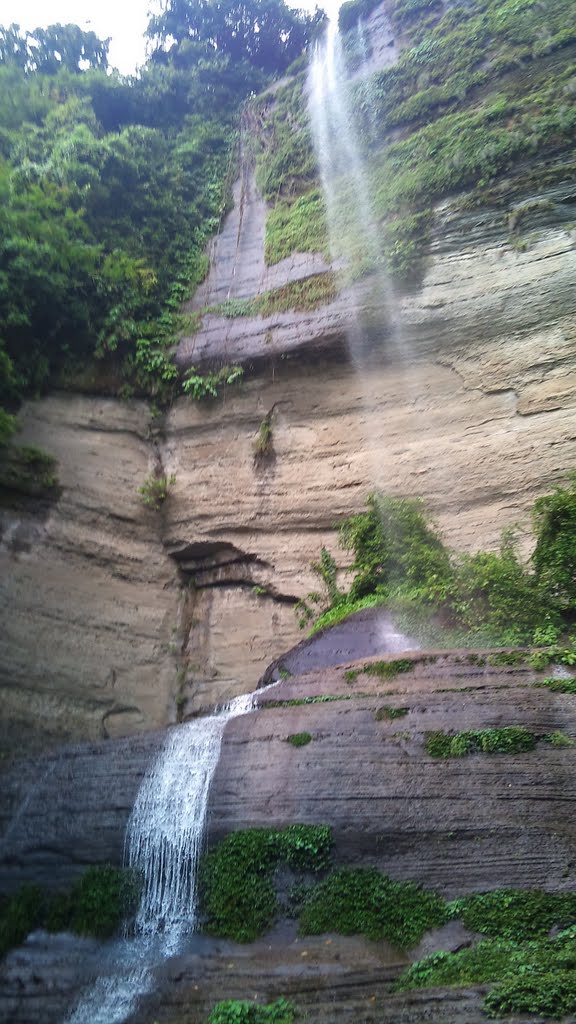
[2,2,576,747]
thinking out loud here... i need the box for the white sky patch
[1,0,327,75]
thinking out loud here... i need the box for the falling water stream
[64,693,257,1024]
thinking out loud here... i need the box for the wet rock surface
[1,652,575,1022]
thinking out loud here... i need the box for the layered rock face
[2,3,576,745]
[3,650,575,1023]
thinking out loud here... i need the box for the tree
[147,0,324,74]
[0,23,109,73]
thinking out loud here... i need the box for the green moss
[338,0,381,33]
[65,865,140,939]
[396,928,576,1019]
[374,705,409,721]
[425,726,538,758]
[208,998,298,1024]
[0,443,59,497]
[206,271,336,316]
[0,886,42,960]
[487,651,525,666]
[264,189,329,265]
[364,658,414,679]
[287,731,313,746]
[535,676,576,694]
[298,867,447,948]
[344,669,359,683]
[199,825,333,942]
[0,865,139,959]
[448,890,576,941]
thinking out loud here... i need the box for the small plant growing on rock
[208,997,298,1024]
[138,473,175,509]
[253,417,273,458]
[287,731,312,746]
[374,705,409,721]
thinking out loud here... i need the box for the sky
[0,0,328,75]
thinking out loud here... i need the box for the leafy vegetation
[255,0,576,281]
[0,0,321,424]
[448,890,576,942]
[374,705,409,720]
[286,731,313,746]
[0,442,58,496]
[425,727,539,758]
[199,825,333,942]
[182,365,244,399]
[298,867,447,948]
[148,0,323,75]
[138,472,176,510]
[302,478,576,647]
[396,928,576,1019]
[363,658,414,679]
[535,676,576,695]
[208,998,298,1024]
[0,865,140,959]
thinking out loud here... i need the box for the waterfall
[308,14,381,283]
[64,692,257,1024]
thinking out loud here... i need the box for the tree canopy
[147,0,324,74]
[0,0,319,424]
[0,23,110,73]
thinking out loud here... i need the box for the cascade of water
[308,15,382,280]
[63,692,257,1024]
[127,691,255,949]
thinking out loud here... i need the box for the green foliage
[0,865,139,959]
[425,726,538,758]
[298,867,448,949]
[148,0,323,75]
[138,473,176,510]
[363,658,414,679]
[182,365,243,399]
[264,189,329,265]
[374,705,409,720]
[338,0,382,33]
[448,890,576,941]
[0,442,58,495]
[450,533,557,640]
[286,731,312,746]
[0,408,16,444]
[199,825,333,942]
[208,998,298,1024]
[340,493,452,603]
[65,865,140,939]
[545,730,575,747]
[396,928,576,1019]
[0,886,43,959]
[532,475,576,611]
[0,35,266,420]
[344,669,359,683]
[535,676,576,694]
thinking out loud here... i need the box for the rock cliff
[2,0,576,744]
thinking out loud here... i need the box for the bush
[0,886,43,959]
[199,826,333,942]
[448,890,576,941]
[532,475,576,611]
[67,865,141,939]
[340,493,452,603]
[298,867,447,948]
[208,998,297,1024]
[138,472,175,509]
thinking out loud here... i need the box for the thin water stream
[64,692,257,1024]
